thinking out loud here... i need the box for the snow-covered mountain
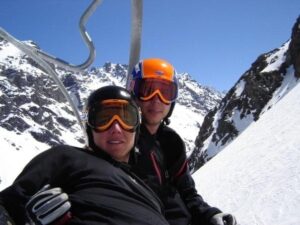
[193,77,300,225]
[0,36,222,189]
[189,16,300,171]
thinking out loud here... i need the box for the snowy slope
[193,81,300,225]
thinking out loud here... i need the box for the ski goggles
[87,99,140,132]
[134,78,178,104]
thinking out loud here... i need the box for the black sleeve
[0,146,69,224]
[159,127,222,224]
[0,205,15,225]
[157,126,187,175]
[174,168,222,224]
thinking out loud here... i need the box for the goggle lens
[87,99,139,132]
[135,79,177,104]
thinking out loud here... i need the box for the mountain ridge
[0,37,223,163]
[189,16,300,171]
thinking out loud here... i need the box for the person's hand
[25,185,71,225]
[210,213,237,225]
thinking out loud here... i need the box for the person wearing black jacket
[128,58,237,225]
[134,124,221,225]
[0,85,169,225]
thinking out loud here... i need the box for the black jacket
[132,124,221,225]
[0,145,169,225]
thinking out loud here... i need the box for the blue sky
[1,0,299,91]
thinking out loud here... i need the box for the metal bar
[0,27,85,133]
[36,0,103,72]
[126,0,143,89]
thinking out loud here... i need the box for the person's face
[138,94,171,126]
[92,121,135,162]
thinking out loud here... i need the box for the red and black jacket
[132,124,221,225]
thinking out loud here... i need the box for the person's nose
[109,121,122,133]
[151,93,162,103]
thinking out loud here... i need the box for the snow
[0,127,50,188]
[193,82,300,225]
[201,110,223,158]
[0,41,23,62]
[170,103,203,156]
[261,41,290,73]
[234,79,246,97]
[261,65,298,115]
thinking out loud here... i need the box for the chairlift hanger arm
[126,0,143,89]
[0,27,85,132]
[36,0,103,73]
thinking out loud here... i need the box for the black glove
[210,213,237,225]
[25,185,71,225]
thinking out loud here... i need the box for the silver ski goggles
[86,99,140,132]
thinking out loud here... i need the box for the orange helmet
[129,58,178,103]
[133,58,177,81]
[129,58,178,123]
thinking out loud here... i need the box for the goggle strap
[101,99,128,104]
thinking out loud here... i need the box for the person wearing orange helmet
[128,58,237,225]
